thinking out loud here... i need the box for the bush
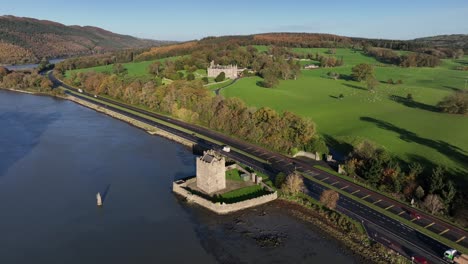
[305,136,329,154]
[186,73,195,81]
[201,77,209,84]
[275,172,287,189]
[215,72,226,82]
[281,173,304,195]
[406,93,413,101]
[320,190,340,209]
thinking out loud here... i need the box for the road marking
[456,236,466,243]
[398,211,405,216]
[385,205,394,210]
[439,229,450,235]
[331,181,339,186]
[320,177,329,181]
[411,218,418,222]
[373,199,382,205]
[425,222,435,228]
[362,194,371,199]
[351,190,360,195]
[340,185,349,190]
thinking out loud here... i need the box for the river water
[0,90,359,264]
[4,59,65,71]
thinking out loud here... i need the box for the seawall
[173,178,278,214]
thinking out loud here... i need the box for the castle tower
[196,150,226,194]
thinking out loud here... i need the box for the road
[49,71,466,262]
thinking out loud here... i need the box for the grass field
[221,48,468,184]
[226,169,242,181]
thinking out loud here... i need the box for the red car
[412,256,428,264]
[410,211,422,220]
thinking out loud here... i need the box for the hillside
[0,15,170,64]
[412,34,468,51]
[135,33,353,61]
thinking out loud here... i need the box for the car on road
[410,211,422,220]
[412,256,428,264]
[222,145,231,152]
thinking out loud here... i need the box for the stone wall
[293,151,321,160]
[173,179,278,215]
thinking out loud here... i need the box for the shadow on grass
[329,95,339,99]
[360,117,468,168]
[390,95,440,112]
[343,83,367,91]
[322,134,354,161]
[442,86,461,92]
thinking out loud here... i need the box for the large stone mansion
[207,61,239,79]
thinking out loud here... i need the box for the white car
[78,89,83,93]
[222,146,231,152]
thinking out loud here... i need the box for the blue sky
[1,0,467,41]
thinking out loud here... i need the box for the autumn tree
[437,91,468,114]
[281,173,304,195]
[351,63,374,82]
[113,63,127,76]
[148,61,162,77]
[320,189,340,209]
[0,66,9,81]
[366,76,379,91]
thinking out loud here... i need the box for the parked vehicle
[78,89,83,93]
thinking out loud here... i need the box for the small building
[196,150,226,194]
[304,64,319,69]
[207,61,239,79]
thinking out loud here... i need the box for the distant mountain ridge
[412,34,468,51]
[0,16,171,64]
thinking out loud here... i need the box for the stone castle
[207,61,239,79]
[196,150,226,194]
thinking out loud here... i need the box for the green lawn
[221,49,468,184]
[65,56,180,77]
[218,185,270,203]
[226,169,242,181]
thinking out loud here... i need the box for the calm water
[4,59,65,71]
[0,90,359,264]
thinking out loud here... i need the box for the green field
[221,48,468,183]
[66,57,182,77]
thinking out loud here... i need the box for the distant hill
[0,16,171,64]
[135,33,353,61]
[412,34,468,51]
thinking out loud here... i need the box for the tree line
[344,140,463,222]
[0,66,59,95]
[63,71,317,152]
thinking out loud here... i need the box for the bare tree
[423,194,445,214]
[281,173,304,195]
[320,189,340,209]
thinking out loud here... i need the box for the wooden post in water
[96,192,103,207]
